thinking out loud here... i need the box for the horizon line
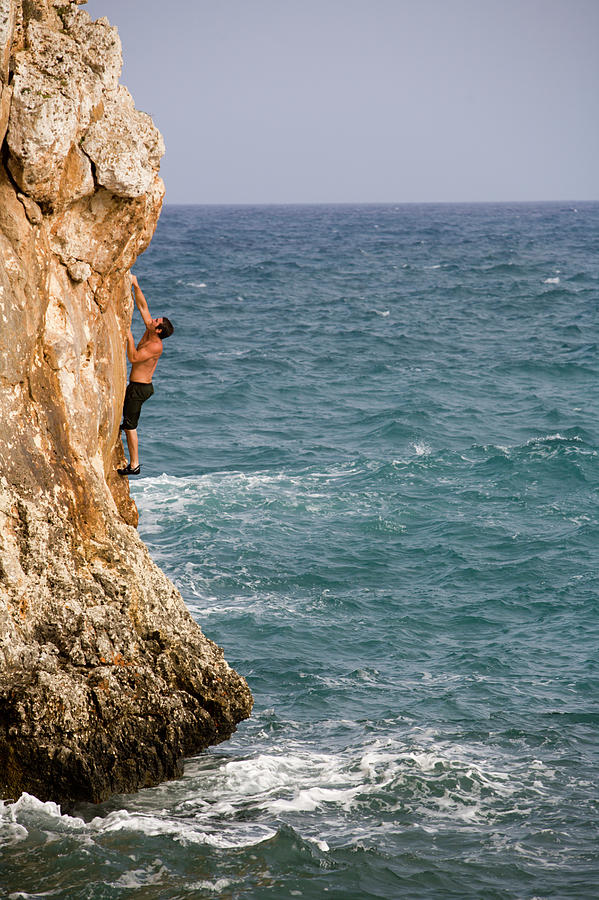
[161,198,597,208]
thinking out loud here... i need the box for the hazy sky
[85,0,598,204]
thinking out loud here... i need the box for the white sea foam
[0,730,563,857]
[179,729,552,836]
[268,786,357,813]
[470,434,588,465]
[526,432,583,446]
[92,809,276,848]
[1,792,87,834]
[543,276,560,284]
[0,791,275,852]
[111,864,170,888]
[138,469,339,495]
[175,279,208,289]
[186,879,233,894]
[133,466,370,536]
[411,441,432,457]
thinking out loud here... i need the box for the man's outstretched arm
[131,274,152,327]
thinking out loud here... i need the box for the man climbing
[118,274,174,476]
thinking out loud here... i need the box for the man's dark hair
[156,317,174,339]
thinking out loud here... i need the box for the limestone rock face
[0,0,252,806]
[8,20,102,205]
[82,85,166,199]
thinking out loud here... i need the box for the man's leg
[124,428,139,468]
[118,383,152,475]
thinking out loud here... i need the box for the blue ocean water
[2,203,599,898]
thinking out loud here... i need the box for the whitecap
[1,730,565,859]
[543,277,560,284]
[180,748,363,822]
[527,433,580,444]
[411,441,432,457]
[186,879,233,894]
[1,792,87,834]
[307,836,330,852]
[111,864,170,889]
[0,791,276,853]
[187,729,542,836]
[267,786,357,813]
[92,809,276,849]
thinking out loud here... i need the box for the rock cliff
[0,0,252,805]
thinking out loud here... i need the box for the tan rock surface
[0,0,252,806]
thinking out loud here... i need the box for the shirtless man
[118,274,174,476]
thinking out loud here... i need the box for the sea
[2,202,599,899]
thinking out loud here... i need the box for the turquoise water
[2,203,599,898]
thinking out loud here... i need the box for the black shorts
[122,381,154,431]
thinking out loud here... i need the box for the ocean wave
[478,262,527,276]
[461,432,595,461]
[411,441,432,457]
[2,714,596,895]
[168,731,549,834]
[0,791,276,852]
[132,430,598,566]
[95,809,276,849]
[510,432,597,467]
[176,280,207,289]
[0,725,567,853]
